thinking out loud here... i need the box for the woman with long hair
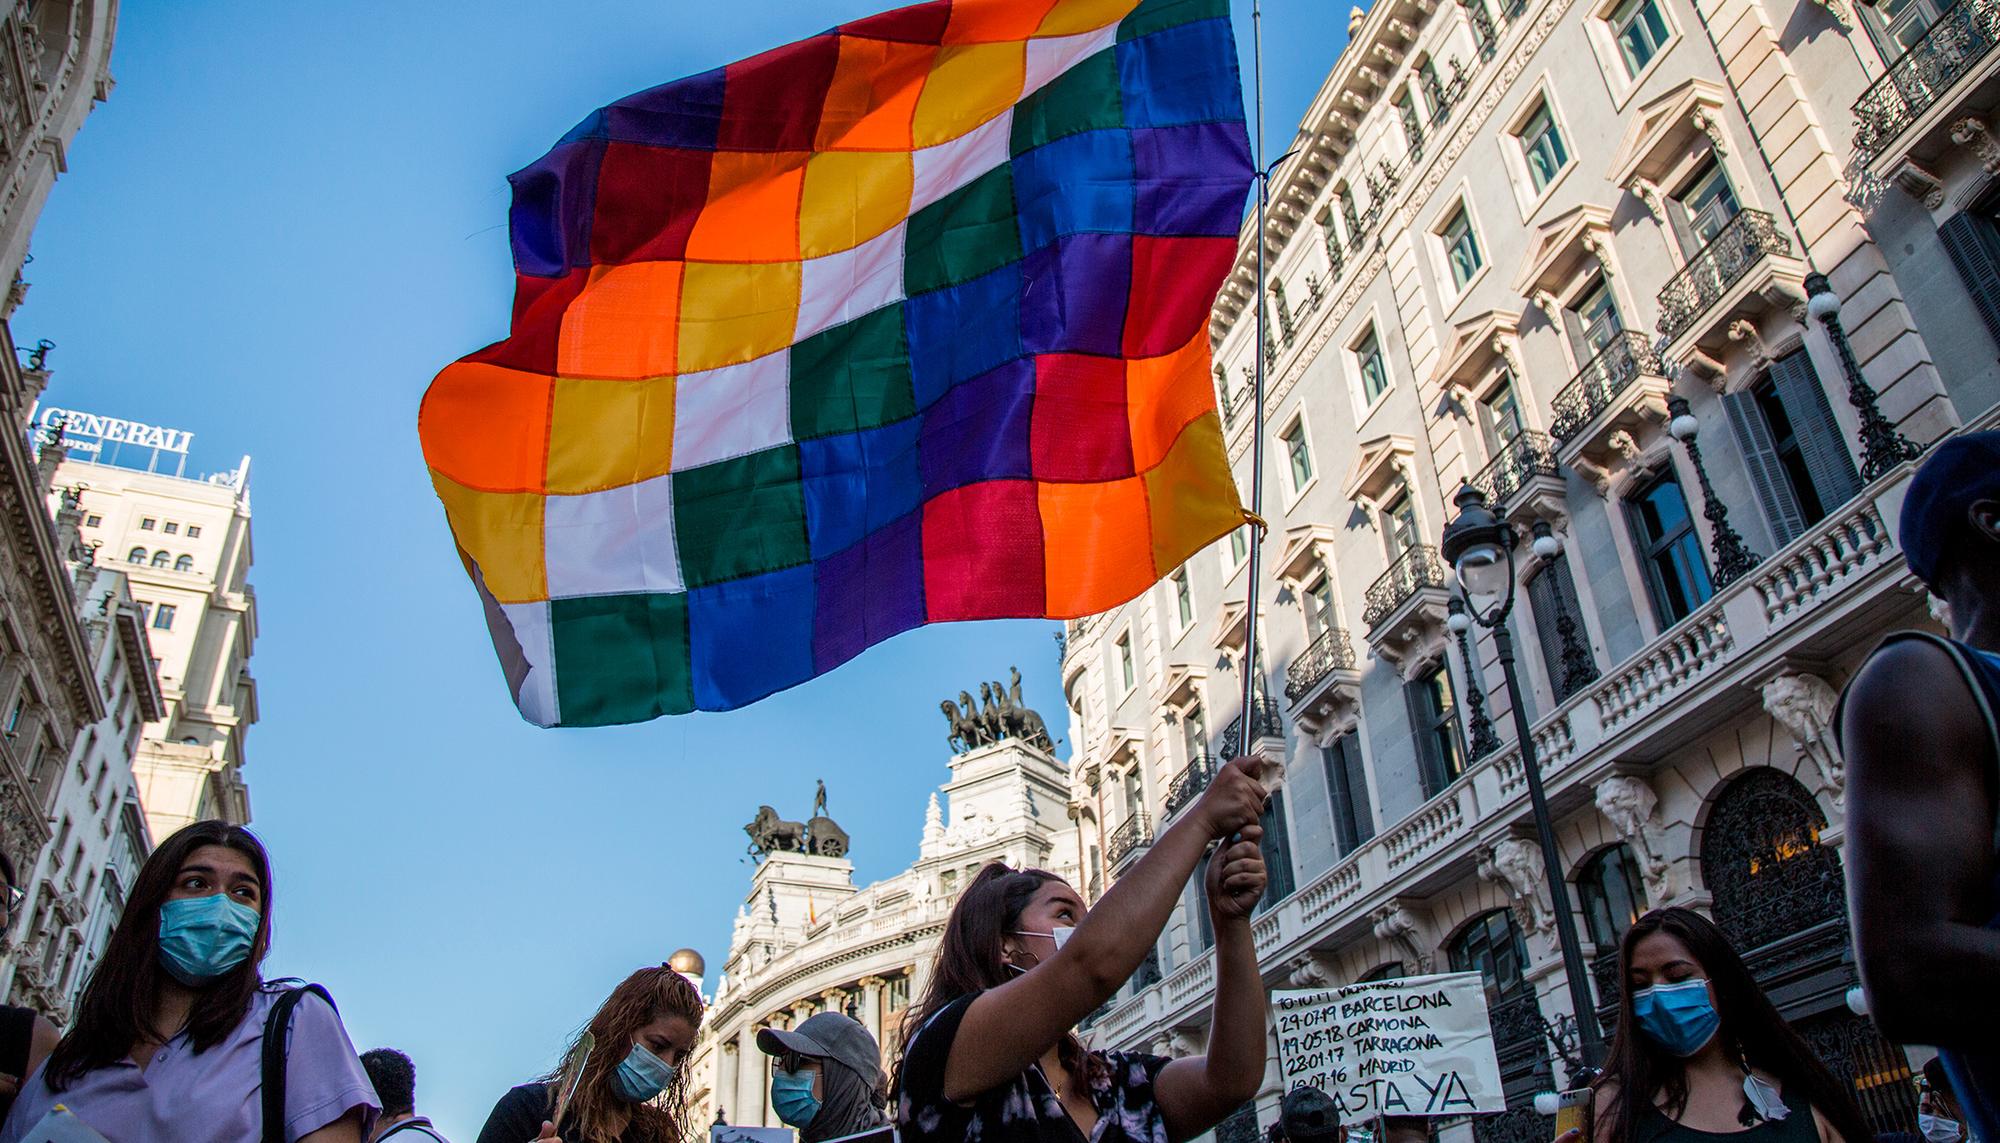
[1575,908,1872,1143]
[476,965,704,1143]
[0,820,378,1142]
[894,754,1273,1143]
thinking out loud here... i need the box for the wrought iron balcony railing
[1655,210,1792,345]
[1164,752,1217,819]
[1106,811,1154,868]
[1220,697,1284,760]
[1548,331,1666,444]
[1853,0,2000,161]
[1285,627,1357,702]
[1363,545,1451,629]
[1466,431,1561,508]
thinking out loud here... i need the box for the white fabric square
[672,351,793,469]
[911,108,1014,213]
[496,601,558,727]
[543,473,684,599]
[1023,25,1118,97]
[796,223,908,342]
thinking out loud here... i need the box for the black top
[0,1004,35,1122]
[895,993,1173,1143]
[1632,1084,1819,1143]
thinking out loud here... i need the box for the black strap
[377,1123,448,1142]
[261,984,334,1143]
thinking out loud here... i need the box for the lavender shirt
[0,985,380,1143]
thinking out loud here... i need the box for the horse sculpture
[744,805,807,858]
[940,699,983,753]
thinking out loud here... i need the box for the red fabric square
[1032,354,1136,481]
[590,144,713,264]
[842,0,951,42]
[1124,235,1238,358]
[469,268,588,374]
[717,34,840,152]
[921,480,1046,620]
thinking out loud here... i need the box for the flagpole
[1238,0,1270,764]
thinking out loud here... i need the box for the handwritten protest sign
[1272,971,1507,1118]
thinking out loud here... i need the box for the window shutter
[1323,733,1375,854]
[1526,563,1568,699]
[1939,210,2000,351]
[1259,790,1296,902]
[1405,676,1446,798]
[1723,390,1808,545]
[1769,349,1863,514]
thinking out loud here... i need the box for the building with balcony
[1059,0,2000,1135]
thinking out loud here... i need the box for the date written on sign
[1271,971,1508,1118]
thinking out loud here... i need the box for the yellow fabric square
[911,41,1026,148]
[799,150,914,259]
[431,471,547,604]
[1141,411,1243,576]
[557,261,682,379]
[546,376,677,495]
[1037,0,1142,35]
[677,260,803,374]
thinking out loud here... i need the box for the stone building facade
[1059,0,2000,1136]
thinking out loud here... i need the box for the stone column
[735,1024,763,1126]
[717,1042,738,1126]
[857,976,886,1047]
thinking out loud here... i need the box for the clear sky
[16,2,1338,1134]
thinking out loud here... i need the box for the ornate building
[1060,0,2000,1136]
[686,678,1079,1132]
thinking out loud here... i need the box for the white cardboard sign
[1272,970,1508,1118]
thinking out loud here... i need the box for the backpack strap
[261,984,335,1143]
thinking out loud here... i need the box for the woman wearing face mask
[0,821,378,1142]
[475,965,703,1143]
[757,1011,889,1141]
[1919,1059,1972,1143]
[893,754,1272,1143]
[1568,908,1870,1143]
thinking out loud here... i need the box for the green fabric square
[1118,0,1228,40]
[672,446,810,589]
[1011,50,1123,154]
[789,306,917,439]
[903,166,1022,297]
[550,592,693,725]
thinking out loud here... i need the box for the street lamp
[1804,273,1923,481]
[1439,484,1606,1075]
[1664,395,1761,588]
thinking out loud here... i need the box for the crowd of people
[0,436,1986,1143]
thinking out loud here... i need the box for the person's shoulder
[1847,634,1965,705]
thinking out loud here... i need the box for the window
[186,525,201,539]
[149,551,170,568]
[1257,791,1297,907]
[1116,634,1135,693]
[1567,277,1625,362]
[1182,703,1207,762]
[1526,554,1598,701]
[1578,845,1648,952]
[84,515,100,528]
[174,555,193,573]
[1282,421,1314,491]
[1442,206,1484,290]
[1939,200,2000,349]
[1340,187,1362,239]
[1519,101,1570,192]
[1398,90,1425,158]
[1625,469,1715,626]
[1123,769,1143,819]
[1863,0,1942,56]
[1322,730,1375,856]
[1612,0,1672,75]
[138,518,156,531]
[1356,328,1391,405]
[1304,574,1337,640]
[1673,159,1739,254]
[1407,661,1467,797]
[1720,353,1863,548]
[1383,493,1420,558]
[1419,57,1446,117]
[125,547,146,565]
[1189,864,1215,952]
[1449,909,1533,1002]
[1228,527,1249,568]
[1481,372,1526,452]
[152,604,176,631]
[162,522,178,535]
[1318,209,1346,278]
[1172,568,1194,629]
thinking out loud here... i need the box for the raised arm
[942,757,1270,1101]
[1155,824,1271,1141]
[1841,639,2000,1044]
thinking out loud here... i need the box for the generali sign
[36,407,194,455]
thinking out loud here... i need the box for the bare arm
[942,757,1270,1101]
[1157,833,1270,1141]
[24,1015,55,1079]
[1841,639,2000,1045]
[298,1107,366,1143]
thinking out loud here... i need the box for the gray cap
[757,1012,885,1094]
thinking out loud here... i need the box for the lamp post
[1440,484,1606,1075]
[1803,273,1924,481]
[1665,396,1761,588]
[1446,596,1502,759]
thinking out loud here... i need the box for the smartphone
[1554,1087,1591,1140]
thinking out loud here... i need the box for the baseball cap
[757,1012,885,1095]
[1280,1085,1341,1143]
[1899,430,2000,592]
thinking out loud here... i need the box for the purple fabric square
[812,511,925,673]
[1021,232,1132,357]
[602,68,726,149]
[1133,123,1253,236]
[918,358,1034,499]
[507,137,605,278]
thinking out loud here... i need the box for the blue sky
[17,2,1336,1133]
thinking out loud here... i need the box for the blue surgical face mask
[157,894,260,986]
[613,1043,676,1103]
[1632,978,1722,1057]
[772,1067,822,1127]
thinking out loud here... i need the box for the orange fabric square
[818,35,936,152]
[419,360,553,493]
[1142,412,1243,577]
[556,262,684,379]
[943,0,1062,42]
[685,151,807,263]
[1126,329,1218,472]
[1038,476,1155,618]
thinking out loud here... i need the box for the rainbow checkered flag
[421,0,1252,727]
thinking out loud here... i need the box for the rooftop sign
[37,407,194,455]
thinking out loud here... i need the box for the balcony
[1219,697,1284,761]
[1106,811,1154,870]
[1364,546,1450,629]
[1654,210,1807,355]
[1852,0,2000,172]
[1548,332,1675,481]
[1163,753,1217,820]
[1363,545,1454,674]
[1464,431,1564,519]
[1285,627,1364,738]
[1285,628,1357,702]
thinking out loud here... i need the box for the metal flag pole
[1237,0,1273,762]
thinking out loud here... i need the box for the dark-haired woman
[476,965,703,1143]
[0,820,378,1142]
[1570,907,1871,1143]
[894,753,1273,1143]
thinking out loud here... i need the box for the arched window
[1449,908,1552,1119]
[126,547,146,565]
[149,551,170,568]
[1448,908,1532,1001]
[1699,768,1843,953]
[1578,844,1647,952]
[1358,961,1404,982]
[173,555,193,572]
